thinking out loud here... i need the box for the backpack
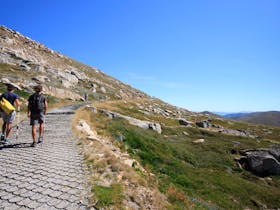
[0,97,15,114]
[29,94,45,112]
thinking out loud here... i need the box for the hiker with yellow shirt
[0,84,20,142]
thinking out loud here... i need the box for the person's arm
[27,97,31,117]
[44,99,48,115]
[14,98,20,111]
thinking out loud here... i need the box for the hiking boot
[38,137,43,144]
[0,134,7,144]
[30,142,36,147]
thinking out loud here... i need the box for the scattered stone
[32,76,50,83]
[183,131,189,136]
[98,109,162,134]
[0,77,11,84]
[218,128,254,138]
[19,63,31,71]
[85,105,98,113]
[149,123,162,134]
[178,118,192,126]
[196,120,211,128]
[61,79,73,88]
[70,69,88,81]
[124,159,135,167]
[76,120,97,137]
[100,86,106,93]
[193,139,205,144]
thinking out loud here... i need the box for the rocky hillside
[0,25,149,101]
[225,111,280,127]
[1,26,280,209]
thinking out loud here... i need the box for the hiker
[0,84,20,142]
[27,85,48,147]
[84,92,88,102]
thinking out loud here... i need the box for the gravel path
[0,105,90,209]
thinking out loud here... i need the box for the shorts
[30,112,44,125]
[0,111,16,123]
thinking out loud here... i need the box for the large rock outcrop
[238,146,280,176]
[85,106,162,134]
[100,109,162,134]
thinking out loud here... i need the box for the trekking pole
[41,114,46,144]
[16,106,20,141]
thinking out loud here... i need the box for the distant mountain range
[218,111,280,127]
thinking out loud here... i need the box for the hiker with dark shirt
[27,85,48,147]
[0,84,20,142]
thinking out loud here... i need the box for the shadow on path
[0,142,31,150]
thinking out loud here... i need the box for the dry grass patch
[73,105,170,209]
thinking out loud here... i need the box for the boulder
[76,120,100,142]
[0,78,11,84]
[218,128,253,138]
[178,118,192,126]
[196,120,211,128]
[19,63,31,71]
[98,109,162,134]
[33,64,44,72]
[100,110,119,119]
[239,146,280,176]
[44,86,83,100]
[100,86,106,93]
[149,123,162,134]
[193,139,205,144]
[32,76,50,83]
[70,69,88,81]
[183,131,189,136]
[85,105,98,113]
[57,71,78,85]
[61,79,73,88]
[0,36,14,45]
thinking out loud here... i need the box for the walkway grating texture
[0,106,90,209]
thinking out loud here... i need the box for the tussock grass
[74,101,280,209]
[93,184,123,209]
[106,119,280,209]
[73,106,170,209]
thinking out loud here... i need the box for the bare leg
[2,122,6,134]
[1,122,6,140]
[5,122,12,139]
[32,125,36,143]
[39,123,44,138]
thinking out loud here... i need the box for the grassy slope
[89,100,280,210]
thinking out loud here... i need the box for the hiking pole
[39,114,46,144]
[42,114,45,143]
[16,106,20,141]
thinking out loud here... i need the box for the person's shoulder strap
[28,93,35,101]
[2,92,7,98]
[41,95,46,105]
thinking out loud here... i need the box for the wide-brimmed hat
[33,85,43,92]
[6,83,16,90]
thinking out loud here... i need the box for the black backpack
[29,93,45,112]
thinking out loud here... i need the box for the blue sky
[1,0,279,112]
